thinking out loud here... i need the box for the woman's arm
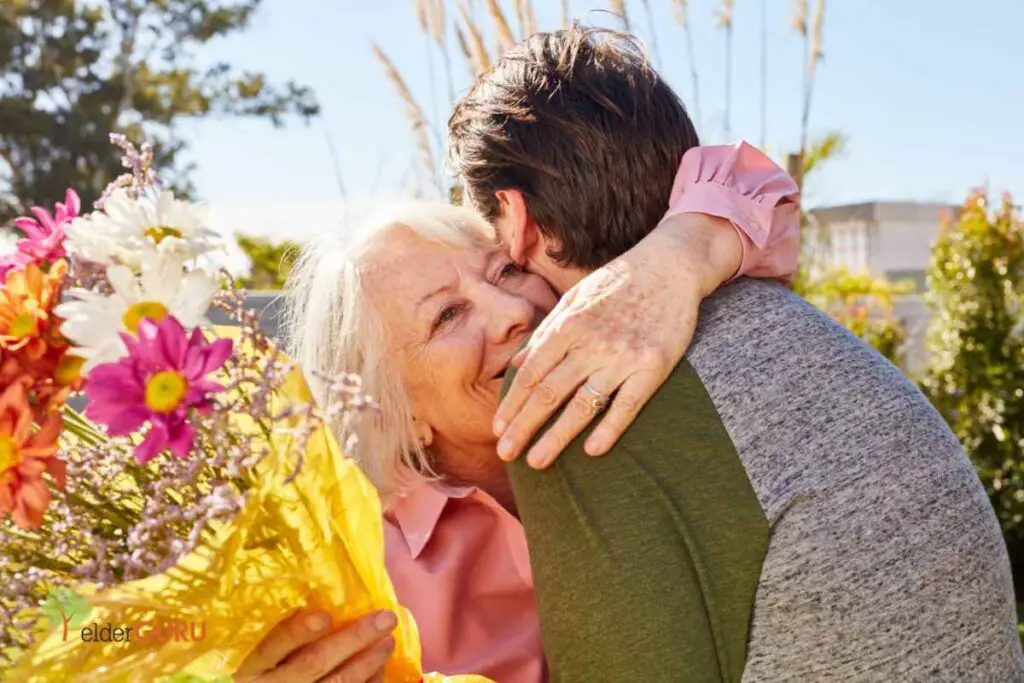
[494,142,800,468]
[663,140,800,282]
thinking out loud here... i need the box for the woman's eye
[432,305,459,331]
[498,262,521,279]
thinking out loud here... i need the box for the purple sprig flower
[96,134,159,207]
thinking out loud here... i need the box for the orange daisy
[0,259,68,357]
[0,378,65,529]
[30,348,84,416]
[0,334,82,418]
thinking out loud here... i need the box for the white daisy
[55,250,221,368]
[64,188,223,271]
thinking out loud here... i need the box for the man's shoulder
[688,277,868,374]
[697,277,823,335]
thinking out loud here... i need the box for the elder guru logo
[42,587,208,644]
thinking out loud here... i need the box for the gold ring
[581,382,610,412]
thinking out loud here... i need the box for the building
[807,201,960,374]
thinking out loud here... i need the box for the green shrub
[236,234,300,291]
[921,190,1024,593]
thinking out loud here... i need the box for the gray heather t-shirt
[688,279,1023,681]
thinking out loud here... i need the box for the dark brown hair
[447,25,699,269]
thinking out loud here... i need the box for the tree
[236,234,299,291]
[788,132,911,367]
[0,0,318,225]
[922,190,1024,590]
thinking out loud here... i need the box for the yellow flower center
[143,226,183,245]
[55,354,86,386]
[122,301,170,335]
[7,312,37,339]
[0,434,20,474]
[144,371,189,413]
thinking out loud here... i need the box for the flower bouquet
[0,135,491,683]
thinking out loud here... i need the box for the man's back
[509,278,1022,682]
[688,278,1021,681]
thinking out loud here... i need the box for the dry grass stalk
[428,0,447,47]
[561,0,571,28]
[671,0,687,26]
[484,0,516,54]
[671,0,702,129]
[759,0,768,148]
[513,0,537,37]
[525,0,538,36]
[607,0,630,32]
[454,24,478,81]
[414,0,429,32]
[457,2,493,75]
[796,0,826,194]
[809,0,826,70]
[639,0,662,68]
[715,0,735,28]
[372,42,439,194]
[790,0,808,35]
[513,0,527,36]
[716,0,736,140]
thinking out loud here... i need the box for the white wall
[868,219,943,276]
[892,294,931,376]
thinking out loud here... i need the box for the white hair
[282,201,498,499]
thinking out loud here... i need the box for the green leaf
[40,588,92,629]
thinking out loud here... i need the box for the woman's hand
[234,609,398,683]
[493,213,742,469]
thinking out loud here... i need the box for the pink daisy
[83,315,233,464]
[10,188,80,266]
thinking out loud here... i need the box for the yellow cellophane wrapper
[7,327,493,683]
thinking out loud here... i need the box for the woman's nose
[484,286,534,344]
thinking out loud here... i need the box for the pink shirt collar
[388,480,470,559]
[387,481,528,565]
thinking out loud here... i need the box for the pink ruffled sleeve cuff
[663,141,801,282]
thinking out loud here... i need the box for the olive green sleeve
[503,359,769,683]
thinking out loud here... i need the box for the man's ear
[495,189,542,265]
[413,416,434,449]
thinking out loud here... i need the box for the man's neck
[535,263,591,295]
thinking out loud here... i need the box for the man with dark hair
[449,26,1022,682]
[451,28,699,270]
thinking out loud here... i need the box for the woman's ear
[412,416,434,449]
[494,189,541,266]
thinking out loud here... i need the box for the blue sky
[182,0,1024,240]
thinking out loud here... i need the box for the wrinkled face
[363,229,557,482]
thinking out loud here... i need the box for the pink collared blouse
[384,142,800,682]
